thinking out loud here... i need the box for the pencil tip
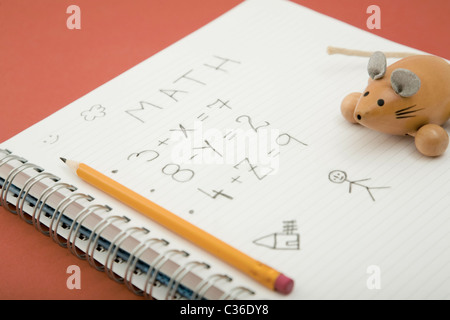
[60,157,67,163]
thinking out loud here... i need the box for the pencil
[60,157,294,294]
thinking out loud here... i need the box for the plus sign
[231,176,242,183]
[158,138,169,146]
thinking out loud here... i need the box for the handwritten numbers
[194,140,223,158]
[169,124,195,138]
[198,188,233,200]
[236,115,270,133]
[127,150,160,163]
[234,158,274,181]
[66,5,81,30]
[162,164,195,183]
[276,133,307,147]
[207,99,232,110]
[195,99,232,124]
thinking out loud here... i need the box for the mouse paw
[414,124,449,157]
[340,92,361,124]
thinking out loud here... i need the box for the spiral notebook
[1,0,449,300]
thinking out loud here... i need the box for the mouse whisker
[396,108,424,116]
[395,104,417,114]
[396,115,417,119]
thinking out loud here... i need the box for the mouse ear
[390,68,421,97]
[367,51,386,80]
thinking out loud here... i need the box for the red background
[0,0,449,299]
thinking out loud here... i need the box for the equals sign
[268,148,280,157]
[224,130,237,140]
[197,113,209,121]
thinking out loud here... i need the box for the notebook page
[2,0,449,299]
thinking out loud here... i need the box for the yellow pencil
[60,158,294,294]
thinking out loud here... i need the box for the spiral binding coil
[86,215,130,271]
[17,172,60,224]
[32,182,77,235]
[192,273,233,300]
[143,249,190,299]
[0,148,256,300]
[66,203,112,259]
[0,153,27,212]
[49,192,94,247]
[123,237,169,296]
[220,286,256,300]
[1,162,42,214]
[165,260,210,300]
[104,225,149,283]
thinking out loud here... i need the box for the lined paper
[2,0,449,299]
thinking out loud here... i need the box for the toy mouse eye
[377,99,385,106]
[363,91,370,97]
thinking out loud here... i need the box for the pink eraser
[275,274,294,294]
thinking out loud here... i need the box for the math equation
[41,54,309,217]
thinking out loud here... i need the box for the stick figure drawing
[328,170,390,201]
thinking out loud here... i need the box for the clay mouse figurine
[341,51,450,157]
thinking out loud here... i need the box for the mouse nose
[356,114,362,121]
